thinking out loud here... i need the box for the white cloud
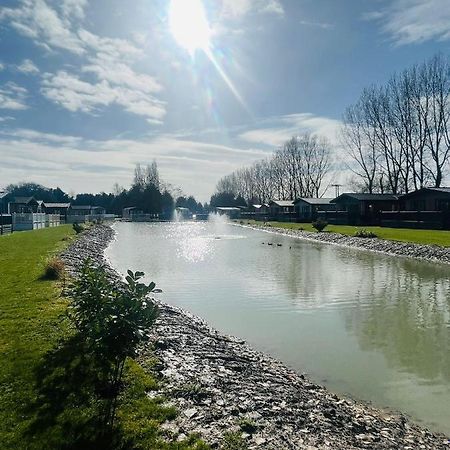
[17,59,39,74]
[4,128,83,145]
[0,0,167,124]
[0,128,269,200]
[221,0,284,18]
[41,71,166,121]
[82,58,162,95]
[60,0,88,20]
[0,0,85,54]
[239,113,341,147]
[299,20,333,30]
[221,0,252,18]
[0,82,28,110]
[366,0,450,45]
[0,111,345,199]
[260,0,284,16]
[77,29,143,60]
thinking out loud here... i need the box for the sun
[169,0,211,55]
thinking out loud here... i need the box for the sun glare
[169,0,211,54]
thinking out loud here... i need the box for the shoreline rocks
[61,224,450,449]
[240,223,450,265]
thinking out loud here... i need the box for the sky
[0,0,449,201]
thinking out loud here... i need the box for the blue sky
[0,0,449,201]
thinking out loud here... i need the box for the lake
[106,219,450,435]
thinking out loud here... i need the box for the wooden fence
[0,224,12,235]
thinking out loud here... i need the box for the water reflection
[107,221,450,434]
[344,267,450,382]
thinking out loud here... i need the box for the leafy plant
[69,261,160,432]
[312,218,328,232]
[354,229,377,238]
[173,382,208,403]
[239,418,257,434]
[72,222,84,234]
[222,431,249,450]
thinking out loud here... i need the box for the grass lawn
[0,226,75,448]
[241,220,450,247]
[0,226,209,450]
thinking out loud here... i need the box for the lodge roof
[216,206,241,211]
[332,193,399,202]
[294,197,334,205]
[269,200,295,207]
[44,202,71,208]
[401,187,450,198]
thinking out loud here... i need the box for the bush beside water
[312,219,328,232]
[72,222,84,234]
[29,261,209,449]
[354,229,378,239]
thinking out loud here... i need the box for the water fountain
[207,212,229,238]
[172,208,181,222]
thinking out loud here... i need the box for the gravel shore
[239,223,450,265]
[61,224,450,450]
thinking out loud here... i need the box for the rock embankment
[61,224,450,450]
[243,224,450,265]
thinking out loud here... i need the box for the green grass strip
[242,220,450,247]
[0,226,74,448]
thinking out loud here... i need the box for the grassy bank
[241,220,450,247]
[0,227,209,450]
[0,226,74,448]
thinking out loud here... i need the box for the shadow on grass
[25,334,130,450]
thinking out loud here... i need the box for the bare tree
[342,101,379,193]
[342,54,450,194]
[144,160,160,189]
[214,133,332,203]
[133,163,145,190]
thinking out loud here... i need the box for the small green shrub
[174,382,208,402]
[312,218,328,232]
[42,257,65,280]
[69,262,160,431]
[354,229,377,238]
[72,222,84,234]
[222,431,249,450]
[239,418,258,434]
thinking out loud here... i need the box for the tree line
[342,54,450,194]
[212,133,332,206]
[3,161,206,216]
[212,53,450,206]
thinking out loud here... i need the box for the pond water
[106,219,450,435]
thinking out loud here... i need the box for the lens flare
[168,0,251,115]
